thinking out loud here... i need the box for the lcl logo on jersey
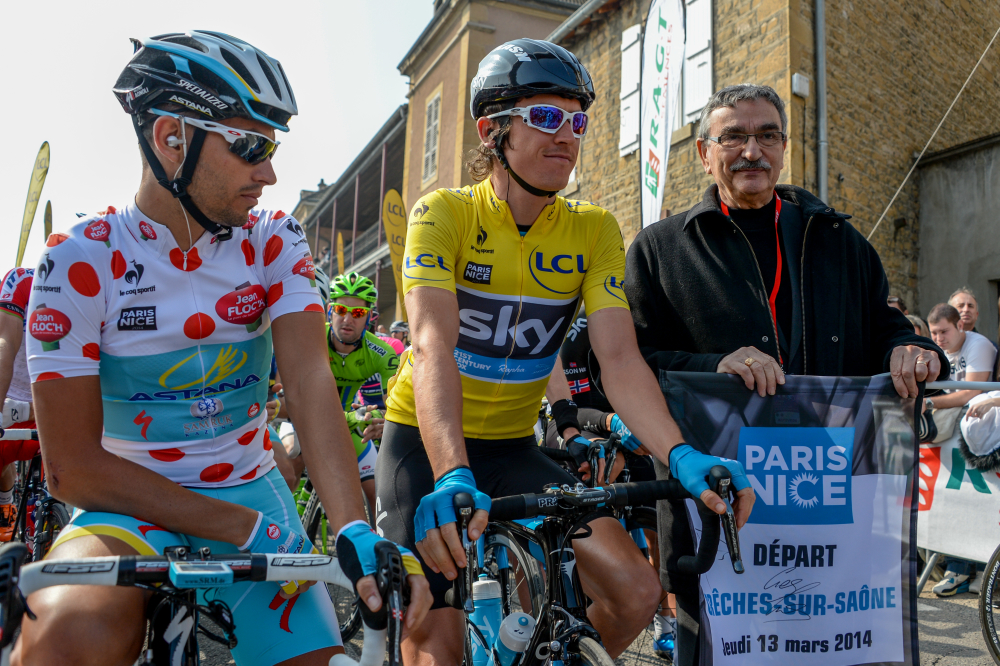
[403,254,450,281]
[528,247,587,295]
[739,427,855,525]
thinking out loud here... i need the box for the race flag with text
[382,189,408,322]
[661,372,918,666]
[640,0,684,228]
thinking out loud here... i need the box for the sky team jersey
[385,178,628,439]
[327,326,399,409]
[0,268,35,402]
[25,204,324,488]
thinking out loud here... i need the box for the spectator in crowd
[925,303,996,596]
[624,83,947,662]
[949,287,980,332]
[926,303,995,411]
[906,314,930,338]
[962,391,1000,458]
[888,295,909,314]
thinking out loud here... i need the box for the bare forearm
[44,443,257,545]
[603,352,685,466]
[284,365,367,534]
[932,389,982,409]
[412,342,467,477]
[0,317,22,401]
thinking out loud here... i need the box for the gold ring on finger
[744,357,756,367]
[915,357,927,365]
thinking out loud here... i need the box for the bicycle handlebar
[0,428,37,441]
[0,544,400,666]
[489,467,744,576]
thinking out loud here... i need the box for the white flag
[640,0,685,228]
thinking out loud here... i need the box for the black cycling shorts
[375,420,598,609]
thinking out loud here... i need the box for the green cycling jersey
[327,324,400,410]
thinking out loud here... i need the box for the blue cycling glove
[336,520,424,589]
[240,511,312,555]
[413,467,491,543]
[669,444,751,499]
[609,414,643,452]
[566,435,604,469]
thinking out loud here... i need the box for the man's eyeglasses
[487,105,589,138]
[331,303,371,319]
[150,109,280,165]
[706,131,786,149]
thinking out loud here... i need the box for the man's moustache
[730,158,772,172]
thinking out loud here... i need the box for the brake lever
[443,492,475,613]
[375,541,409,666]
[709,467,744,574]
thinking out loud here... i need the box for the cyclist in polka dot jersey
[17,31,429,666]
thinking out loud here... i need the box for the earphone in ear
[166,136,183,147]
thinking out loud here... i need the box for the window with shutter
[682,0,713,125]
[619,24,642,156]
[422,93,441,183]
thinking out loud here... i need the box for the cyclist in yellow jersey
[377,39,755,666]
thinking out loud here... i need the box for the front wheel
[979,543,1000,664]
[575,636,616,666]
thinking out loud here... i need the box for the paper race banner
[660,372,918,666]
[917,432,1000,563]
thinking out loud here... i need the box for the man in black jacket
[624,83,947,664]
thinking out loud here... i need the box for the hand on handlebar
[566,435,605,482]
[336,521,432,635]
[669,444,755,528]
[413,467,490,581]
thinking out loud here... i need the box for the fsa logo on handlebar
[42,562,116,574]
[271,556,333,567]
[738,427,855,525]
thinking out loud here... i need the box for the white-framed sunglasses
[487,105,589,138]
[149,108,280,165]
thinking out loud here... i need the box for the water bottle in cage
[469,575,502,666]
[25,495,37,554]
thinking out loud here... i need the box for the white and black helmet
[114,30,297,132]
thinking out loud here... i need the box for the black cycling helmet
[113,32,298,242]
[470,39,595,119]
[470,39,594,198]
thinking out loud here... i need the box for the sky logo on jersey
[28,304,71,351]
[403,254,451,281]
[528,247,587,295]
[454,285,577,383]
[739,427,854,525]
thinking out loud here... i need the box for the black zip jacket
[624,183,946,602]
[626,183,948,377]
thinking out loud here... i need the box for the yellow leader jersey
[385,178,628,439]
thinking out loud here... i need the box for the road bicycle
[0,540,410,666]
[446,466,744,666]
[0,428,68,561]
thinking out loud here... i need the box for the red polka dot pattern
[111,251,127,279]
[82,343,100,361]
[169,247,202,272]
[304,303,325,313]
[149,448,185,462]
[266,282,283,306]
[35,372,64,382]
[46,233,69,247]
[240,466,260,480]
[68,262,100,297]
[263,235,282,267]
[274,210,286,220]
[200,463,234,483]
[241,239,256,265]
[238,428,259,446]
[183,313,216,340]
[263,429,272,451]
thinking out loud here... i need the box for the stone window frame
[422,84,444,188]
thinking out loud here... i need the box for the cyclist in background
[0,267,43,540]
[326,272,399,513]
[16,31,427,666]
[378,39,753,666]
[545,311,677,662]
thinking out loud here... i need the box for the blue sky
[1,0,433,268]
